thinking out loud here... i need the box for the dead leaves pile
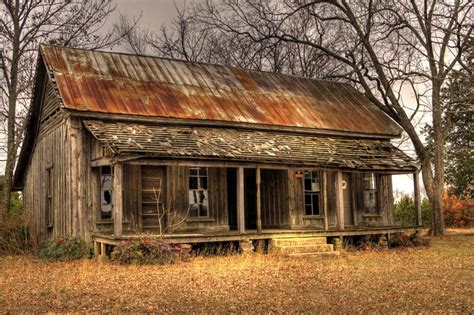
[0,232,473,313]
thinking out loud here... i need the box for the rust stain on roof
[40,44,402,136]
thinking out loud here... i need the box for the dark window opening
[46,167,54,228]
[363,173,378,214]
[100,166,113,220]
[304,171,321,216]
[189,167,208,217]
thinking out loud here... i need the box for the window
[188,167,208,217]
[304,171,321,216]
[46,167,53,228]
[100,166,113,220]
[363,173,378,214]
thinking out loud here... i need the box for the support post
[113,163,123,237]
[237,167,245,234]
[256,167,262,234]
[323,171,329,231]
[414,170,422,227]
[335,171,344,230]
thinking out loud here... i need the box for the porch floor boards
[92,225,419,245]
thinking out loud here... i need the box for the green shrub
[110,238,183,265]
[39,237,90,261]
[394,195,431,227]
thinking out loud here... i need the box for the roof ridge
[39,43,350,86]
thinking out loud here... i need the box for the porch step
[271,236,339,257]
[271,236,327,247]
[273,243,334,254]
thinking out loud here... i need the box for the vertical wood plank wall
[288,170,394,229]
[164,166,229,233]
[22,77,73,242]
[261,170,289,228]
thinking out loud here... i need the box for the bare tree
[118,1,343,79]
[184,0,472,236]
[0,0,136,219]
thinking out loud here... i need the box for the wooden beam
[323,171,329,231]
[256,167,262,234]
[335,171,344,230]
[113,163,123,237]
[237,167,245,234]
[90,157,115,167]
[414,171,422,227]
[126,159,416,174]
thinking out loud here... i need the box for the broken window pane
[363,173,378,214]
[303,170,322,216]
[100,166,114,220]
[189,167,209,217]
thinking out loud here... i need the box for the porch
[93,225,420,246]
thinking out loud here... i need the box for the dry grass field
[1,230,473,313]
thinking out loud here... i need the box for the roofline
[12,53,47,191]
[66,109,401,140]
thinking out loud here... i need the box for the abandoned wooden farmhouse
[13,44,422,255]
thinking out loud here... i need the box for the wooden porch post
[414,170,422,227]
[335,171,344,230]
[323,171,329,231]
[113,163,123,237]
[237,167,245,234]
[256,167,262,234]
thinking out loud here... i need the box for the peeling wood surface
[40,44,402,136]
[83,120,417,172]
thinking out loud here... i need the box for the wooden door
[141,166,166,230]
[342,172,354,226]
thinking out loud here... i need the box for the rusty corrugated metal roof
[41,44,402,136]
[83,120,416,171]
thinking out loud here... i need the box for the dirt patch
[0,231,473,313]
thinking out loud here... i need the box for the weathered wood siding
[351,173,394,226]
[289,171,394,229]
[89,164,230,234]
[22,76,79,242]
[261,169,289,228]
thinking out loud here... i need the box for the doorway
[342,172,354,226]
[227,168,237,230]
[244,168,257,230]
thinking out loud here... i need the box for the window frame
[188,167,209,218]
[99,165,114,221]
[303,170,323,217]
[362,172,379,215]
[45,166,54,228]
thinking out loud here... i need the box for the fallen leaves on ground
[0,230,473,313]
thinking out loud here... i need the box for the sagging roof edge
[64,109,401,140]
[12,54,47,191]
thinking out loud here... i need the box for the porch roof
[84,120,417,172]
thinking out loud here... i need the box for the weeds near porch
[110,238,189,265]
[0,210,32,255]
[389,233,431,248]
[39,237,90,261]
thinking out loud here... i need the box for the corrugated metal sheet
[83,120,416,171]
[41,44,402,136]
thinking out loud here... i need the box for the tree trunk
[430,82,446,235]
[0,15,20,221]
